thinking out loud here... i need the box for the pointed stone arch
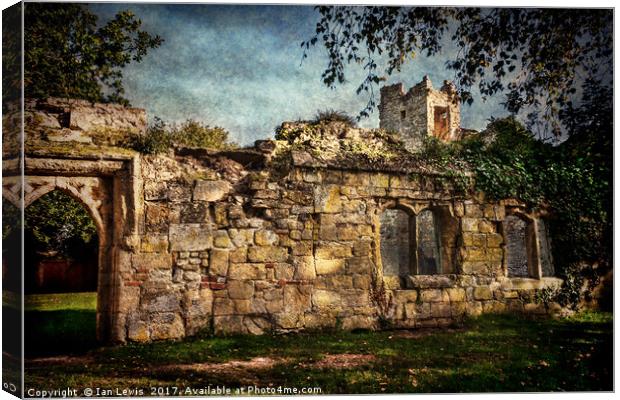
[19,154,143,343]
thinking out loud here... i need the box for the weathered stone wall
[122,155,562,339]
[19,98,563,343]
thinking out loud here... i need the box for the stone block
[431,303,452,318]
[150,313,185,340]
[461,261,490,275]
[420,289,444,303]
[254,229,279,246]
[393,290,418,303]
[465,301,483,316]
[473,287,493,300]
[445,288,466,302]
[118,286,141,313]
[461,218,479,232]
[228,247,248,263]
[244,316,272,335]
[193,180,231,202]
[524,302,547,314]
[486,233,504,248]
[169,224,213,251]
[462,232,486,247]
[145,203,170,233]
[346,256,373,274]
[369,173,390,188]
[127,316,150,342]
[337,225,358,241]
[214,315,246,334]
[167,182,192,202]
[502,290,519,299]
[229,228,254,247]
[213,230,233,248]
[292,241,313,256]
[478,220,495,233]
[312,289,341,308]
[133,252,172,271]
[293,256,316,280]
[341,315,376,330]
[213,297,235,315]
[228,280,255,300]
[180,203,209,224]
[315,259,345,275]
[142,293,181,313]
[464,203,483,217]
[315,244,352,260]
[404,303,418,319]
[326,275,353,289]
[314,185,342,213]
[247,246,288,262]
[451,302,467,316]
[353,274,371,289]
[141,234,169,253]
[228,263,267,280]
[144,181,168,201]
[319,223,338,240]
[352,240,372,257]
[274,263,294,280]
[482,301,506,314]
[209,249,229,276]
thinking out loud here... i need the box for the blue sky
[89,4,508,145]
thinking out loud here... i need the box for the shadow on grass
[25,309,98,357]
[24,313,613,393]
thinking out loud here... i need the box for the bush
[311,109,357,127]
[126,117,171,154]
[126,117,236,154]
[171,119,237,150]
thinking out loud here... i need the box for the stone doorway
[3,141,144,342]
[22,176,114,342]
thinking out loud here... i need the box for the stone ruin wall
[17,98,563,343]
[128,158,562,341]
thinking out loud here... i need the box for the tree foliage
[302,6,612,134]
[24,190,98,258]
[24,3,163,105]
[419,81,611,308]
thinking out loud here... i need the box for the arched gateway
[4,98,146,342]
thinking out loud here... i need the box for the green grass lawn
[24,293,612,394]
[25,292,97,357]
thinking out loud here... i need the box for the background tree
[302,7,612,136]
[24,3,163,105]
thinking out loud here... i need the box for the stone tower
[379,76,460,152]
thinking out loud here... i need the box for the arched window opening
[415,209,440,275]
[537,219,554,277]
[504,214,531,278]
[380,208,411,280]
[379,206,447,284]
[433,106,450,140]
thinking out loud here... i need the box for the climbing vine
[419,117,611,309]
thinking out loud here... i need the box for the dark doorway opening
[24,190,99,356]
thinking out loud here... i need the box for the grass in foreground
[24,292,612,394]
